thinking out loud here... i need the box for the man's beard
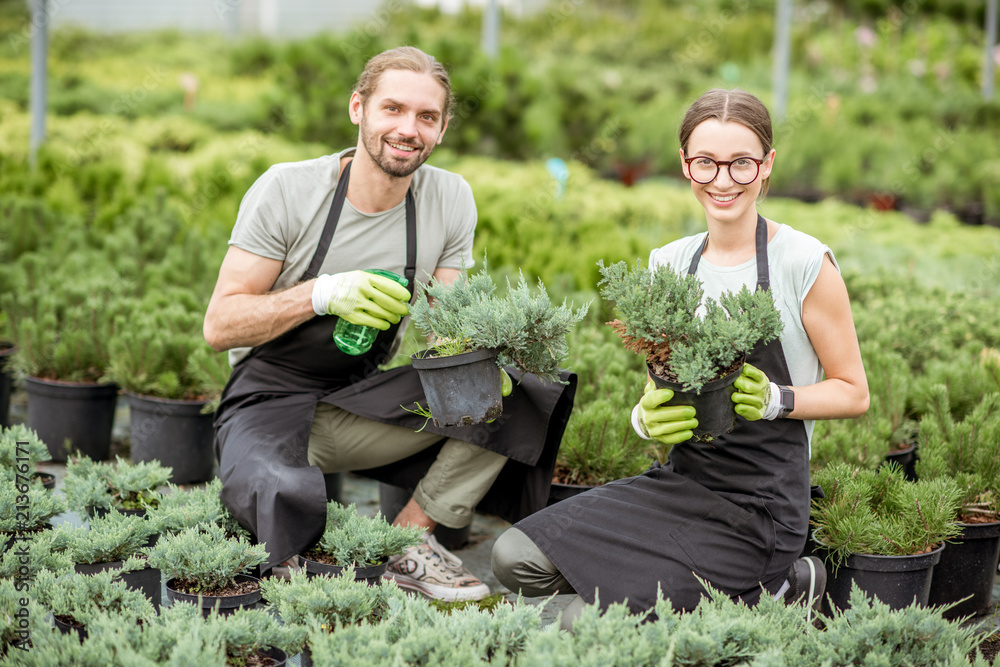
[359,118,435,179]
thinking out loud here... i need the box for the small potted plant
[916,386,1000,618]
[408,264,589,426]
[152,478,253,540]
[50,509,163,609]
[62,455,171,520]
[0,424,57,489]
[146,523,268,615]
[34,567,156,642]
[0,476,66,555]
[1,266,127,462]
[103,294,229,484]
[809,462,964,613]
[203,606,306,666]
[300,501,425,583]
[262,569,403,666]
[597,259,783,440]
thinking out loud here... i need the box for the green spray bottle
[333,269,409,356]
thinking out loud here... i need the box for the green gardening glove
[311,270,410,329]
[636,380,698,446]
[732,363,771,421]
[500,369,513,397]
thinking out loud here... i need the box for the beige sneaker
[383,533,490,601]
[267,556,302,582]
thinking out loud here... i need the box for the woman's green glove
[633,380,697,445]
[500,369,513,397]
[731,363,771,421]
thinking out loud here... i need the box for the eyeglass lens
[689,157,759,185]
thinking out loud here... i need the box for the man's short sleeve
[436,177,477,270]
[229,167,290,261]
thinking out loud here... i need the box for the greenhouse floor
[8,391,1000,649]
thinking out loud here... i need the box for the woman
[491,89,869,627]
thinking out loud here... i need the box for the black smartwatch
[776,385,795,419]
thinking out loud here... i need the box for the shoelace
[423,533,466,573]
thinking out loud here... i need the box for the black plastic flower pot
[813,535,944,613]
[378,482,470,550]
[0,342,15,428]
[301,554,388,585]
[258,646,287,666]
[53,614,87,643]
[24,377,118,462]
[927,520,1000,619]
[881,443,918,482]
[32,472,56,490]
[165,574,262,616]
[2,524,52,557]
[74,559,162,610]
[125,392,215,485]
[410,348,502,427]
[647,361,742,440]
[546,481,597,507]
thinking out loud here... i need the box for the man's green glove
[311,270,410,329]
[732,363,771,421]
[632,380,698,446]
[500,369,513,397]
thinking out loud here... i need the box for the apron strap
[688,214,770,292]
[300,159,417,298]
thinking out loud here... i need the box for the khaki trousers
[307,402,507,529]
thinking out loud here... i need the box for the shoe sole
[383,572,490,602]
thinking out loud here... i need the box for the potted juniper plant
[103,293,230,484]
[408,264,589,427]
[146,523,268,615]
[262,569,405,666]
[62,455,171,520]
[34,567,156,642]
[1,424,57,489]
[0,472,67,555]
[299,501,425,583]
[916,386,1000,618]
[50,510,163,609]
[809,461,964,614]
[597,259,782,441]
[152,478,253,540]
[1,262,129,462]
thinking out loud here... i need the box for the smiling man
[204,47,578,601]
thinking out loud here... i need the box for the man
[204,47,576,602]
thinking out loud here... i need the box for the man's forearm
[204,281,317,352]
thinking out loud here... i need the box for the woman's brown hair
[679,89,773,197]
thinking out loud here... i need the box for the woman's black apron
[214,161,577,571]
[516,215,810,614]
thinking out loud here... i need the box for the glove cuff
[631,404,652,440]
[311,274,333,315]
[762,381,782,421]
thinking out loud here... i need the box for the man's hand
[635,380,697,445]
[732,363,771,421]
[311,271,410,329]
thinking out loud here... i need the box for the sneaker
[267,556,302,582]
[784,556,826,619]
[383,533,490,602]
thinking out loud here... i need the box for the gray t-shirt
[227,148,477,366]
[648,223,837,449]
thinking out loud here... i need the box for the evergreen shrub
[51,511,159,566]
[409,264,589,384]
[152,479,251,539]
[306,502,424,567]
[598,260,783,392]
[145,523,267,593]
[34,568,156,628]
[62,455,170,514]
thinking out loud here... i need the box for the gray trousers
[492,526,585,632]
[307,402,507,529]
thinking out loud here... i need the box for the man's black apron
[214,161,577,571]
[516,215,810,614]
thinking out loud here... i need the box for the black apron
[214,161,577,571]
[516,215,810,614]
